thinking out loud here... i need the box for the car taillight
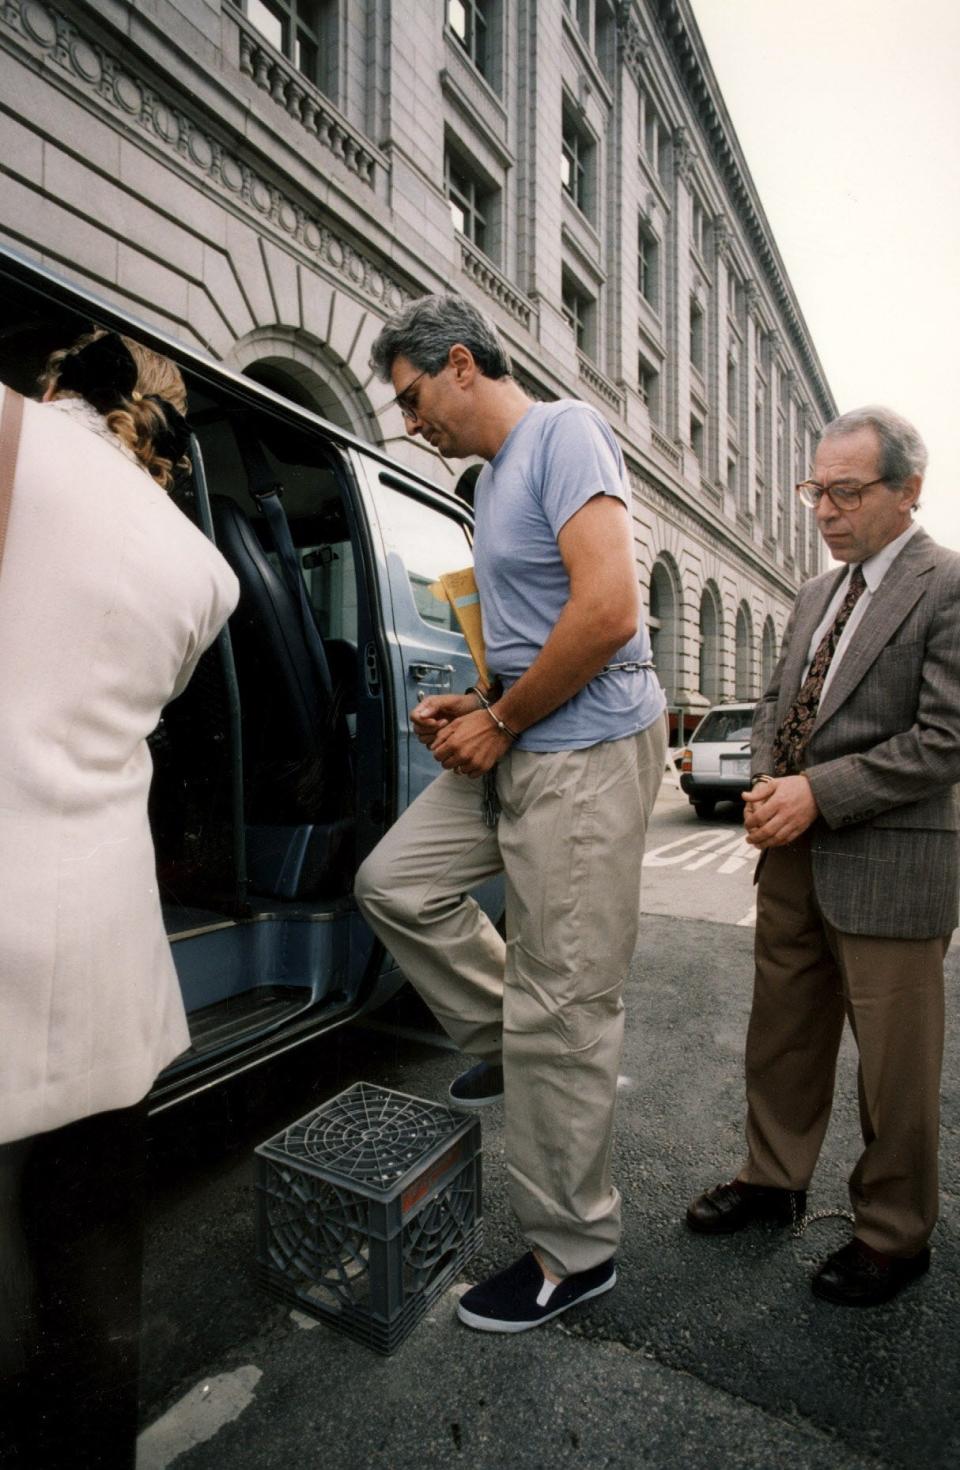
[680,748,692,773]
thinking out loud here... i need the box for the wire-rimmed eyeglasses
[388,367,429,423]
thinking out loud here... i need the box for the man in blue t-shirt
[356,294,666,1333]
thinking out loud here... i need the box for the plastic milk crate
[255,1082,483,1353]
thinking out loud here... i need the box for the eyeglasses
[795,476,887,512]
[390,367,429,423]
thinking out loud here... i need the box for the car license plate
[721,755,750,777]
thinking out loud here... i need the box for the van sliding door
[352,467,480,812]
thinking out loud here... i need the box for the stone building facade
[0,0,835,721]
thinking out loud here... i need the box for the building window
[448,0,489,77]
[595,0,616,78]
[639,91,663,178]
[563,0,591,41]
[562,105,594,219]
[727,454,739,496]
[690,415,705,462]
[638,221,659,310]
[690,299,705,374]
[562,273,595,357]
[445,146,493,258]
[698,584,721,701]
[691,196,707,257]
[762,616,777,688]
[735,603,753,699]
[755,386,766,463]
[648,560,678,702]
[233,0,325,87]
[727,269,740,319]
[638,354,661,425]
[726,354,738,421]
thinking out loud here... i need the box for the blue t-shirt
[472,400,665,752]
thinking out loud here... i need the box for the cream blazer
[0,389,238,1143]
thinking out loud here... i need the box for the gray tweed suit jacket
[753,526,960,938]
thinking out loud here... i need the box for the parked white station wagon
[679,702,756,819]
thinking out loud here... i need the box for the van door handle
[409,662,454,691]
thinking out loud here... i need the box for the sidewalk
[139,913,960,1470]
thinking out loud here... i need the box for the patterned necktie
[772,564,867,776]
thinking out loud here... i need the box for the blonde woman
[0,330,238,1468]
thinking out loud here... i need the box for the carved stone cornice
[617,4,650,85]
[0,0,407,314]
[647,0,836,425]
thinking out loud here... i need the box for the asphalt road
[136,784,960,1470]
[642,775,756,928]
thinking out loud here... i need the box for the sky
[687,0,960,549]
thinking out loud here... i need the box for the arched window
[648,559,678,703]
[735,602,753,699]
[761,615,778,690]
[698,582,721,701]
[243,356,357,433]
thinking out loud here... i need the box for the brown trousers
[741,837,947,1256]
[356,721,666,1278]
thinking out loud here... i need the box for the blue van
[0,246,500,1110]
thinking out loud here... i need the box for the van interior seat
[210,493,354,899]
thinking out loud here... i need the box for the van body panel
[0,245,504,1111]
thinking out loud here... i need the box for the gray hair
[819,405,928,486]
[369,294,511,382]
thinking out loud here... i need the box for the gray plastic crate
[255,1082,483,1354]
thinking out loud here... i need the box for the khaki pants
[355,720,665,1277]
[742,838,947,1256]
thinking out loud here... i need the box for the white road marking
[683,833,748,870]
[643,830,733,866]
[136,1366,263,1470]
[737,904,757,927]
[717,848,754,875]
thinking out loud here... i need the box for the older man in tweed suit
[688,406,960,1306]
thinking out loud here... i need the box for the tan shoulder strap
[0,388,24,576]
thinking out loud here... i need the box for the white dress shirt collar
[856,518,920,593]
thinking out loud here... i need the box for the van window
[371,477,473,632]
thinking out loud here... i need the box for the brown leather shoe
[811,1239,930,1306]
[686,1179,805,1234]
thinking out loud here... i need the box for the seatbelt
[235,422,334,702]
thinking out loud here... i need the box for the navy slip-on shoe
[448,1060,504,1109]
[457,1252,616,1333]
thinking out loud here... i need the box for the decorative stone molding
[577,352,624,413]
[237,21,377,187]
[672,125,696,186]
[0,0,406,314]
[712,212,731,261]
[640,190,658,223]
[459,238,534,329]
[617,4,650,85]
[745,279,764,324]
[628,465,717,546]
[651,427,682,468]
